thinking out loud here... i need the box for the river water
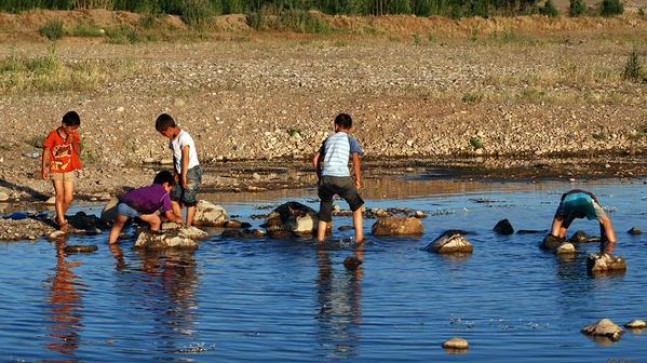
[1,176,645,362]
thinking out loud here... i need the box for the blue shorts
[117,203,141,218]
[172,166,202,207]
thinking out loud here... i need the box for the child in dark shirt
[108,171,183,245]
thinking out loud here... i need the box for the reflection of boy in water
[47,241,83,356]
[550,189,617,251]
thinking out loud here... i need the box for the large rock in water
[264,201,318,239]
[101,198,119,222]
[425,230,473,254]
[67,211,110,230]
[587,253,627,275]
[540,234,563,250]
[193,200,229,227]
[581,319,624,341]
[372,217,424,236]
[493,219,514,235]
[134,227,205,250]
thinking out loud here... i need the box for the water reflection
[315,244,364,360]
[45,240,84,361]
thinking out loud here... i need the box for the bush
[539,0,559,16]
[39,19,65,40]
[277,10,329,34]
[569,0,588,16]
[67,25,105,37]
[623,46,643,82]
[600,0,623,16]
[180,0,213,27]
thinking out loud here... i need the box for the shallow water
[1,177,646,362]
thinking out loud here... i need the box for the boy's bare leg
[52,180,67,228]
[109,214,129,244]
[317,220,328,243]
[186,205,196,227]
[139,213,162,231]
[62,180,74,219]
[353,207,364,243]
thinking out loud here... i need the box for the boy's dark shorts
[172,166,202,207]
[318,175,364,222]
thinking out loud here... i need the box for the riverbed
[1,177,645,362]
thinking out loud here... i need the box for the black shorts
[317,175,364,222]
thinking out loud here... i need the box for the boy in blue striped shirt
[312,113,365,243]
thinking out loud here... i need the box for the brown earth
[0,10,646,204]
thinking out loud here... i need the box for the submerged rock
[193,200,229,227]
[624,320,646,329]
[587,253,627,274]
[442,337,469,350]
[264,201,319,239]
[371,217,424,236]
[569,230,600,243]
[493,219,514,235]
[581,319,624,341]
[556,242,576,255]
[540,234,563,250]
[343,256,363,270]
[68,211,110,230]
[134,228,202,250]
[64,244,98,254]
[627,227,642,235]
[425,230,473,254]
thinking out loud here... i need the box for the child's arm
[352,153,362,189]
[312,152,322,179]
[181,145,190,188]
[164,209,184,225]
[41,148,51,179]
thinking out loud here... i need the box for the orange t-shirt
[43,129,83,173]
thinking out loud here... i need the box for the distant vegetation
[0,0,627,20]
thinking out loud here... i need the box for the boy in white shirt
[155,113,203,227]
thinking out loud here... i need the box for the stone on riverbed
[134,228,203,250]
[540,234,563,250]
[371,217,424,236]
[627,227,642,235]
[569,230,600,243]
[425,230,473,254]
[193,200,229,227]
[624,320,646,329]
[581,319,624,341]
[556,242,576,255]
[442,337,469,350]
[493,219,514,235]
[587,253,627,274]
[264,201,319,239]
[64,244,98,254]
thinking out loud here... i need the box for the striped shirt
[319,132,364,177]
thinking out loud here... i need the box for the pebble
[442,337,469,350]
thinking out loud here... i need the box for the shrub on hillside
[39,19,64,40]
[600,0,623,16]
[623,46,643,83]
[569,0,588,16]
[539,0,559,16]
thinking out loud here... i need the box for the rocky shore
[0,11,646,204]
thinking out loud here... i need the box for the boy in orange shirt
[41,111,83,231]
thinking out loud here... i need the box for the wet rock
[442,337,469,350]
[556,242,576,255]
[221,229,244,238]
[493,219,514,235]
[64,244,98,254]
[45,196,56,205]
[264,201,318,239]
[581,319,624,341]
[517,229,545,234]
[68,211,110,230]
[627,227,642,235]
[343,256,363,270]
[371,217,424,236]
[540,234,563,250]
[587,253,627,274]
[101,197,119,222]
[134,228,200,250]
[193,200,229,227]
[624,320,646,329]
[425,230,473,254]
[569,230,600,243]
[0,191,8,202]
[224,219,252,229]
[48,230,67,240]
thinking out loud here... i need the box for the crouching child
[108,171,184,245]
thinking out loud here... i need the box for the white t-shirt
[170,130,200,174]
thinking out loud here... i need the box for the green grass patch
[39,19,64,40]
[67,24,105,38]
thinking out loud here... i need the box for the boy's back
[319,132,363,177]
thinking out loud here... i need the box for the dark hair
[334,113,352,129]
[155,113,176,132]
[62,111,81,126]
[153,170,175,185]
